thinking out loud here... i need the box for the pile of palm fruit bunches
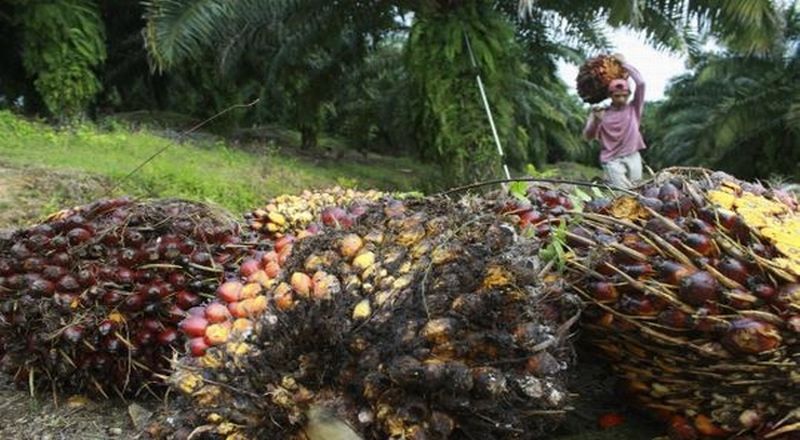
[576,54,628,104]
[148,190,582,439]
[567,169,799,440]
[0,198,264,397]
[1,172,798,440]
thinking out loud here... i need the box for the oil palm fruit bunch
[155,195,581,440]
[0,198,251,397]
[576,54,628,104]
[246,187,384,237]
[566,169,799,439]
[495,184,576,239]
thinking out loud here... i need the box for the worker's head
[608,79,630,107]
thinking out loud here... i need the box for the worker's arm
[583,109,603,140]
[623,62,645,119]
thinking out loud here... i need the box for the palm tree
[143,0,783,183]
[644,4,799,181]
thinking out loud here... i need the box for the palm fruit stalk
[576,54,628,104]
[152,195,581,440]
[0,198,254,397]
[566,169,800,439]
[246,187,384,238]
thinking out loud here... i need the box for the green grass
[0,111,439,214]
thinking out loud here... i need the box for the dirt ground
[0,163,666,439]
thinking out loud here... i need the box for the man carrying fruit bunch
[583,53,646,189]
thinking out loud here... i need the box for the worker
[583,53,647,189]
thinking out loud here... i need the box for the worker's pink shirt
[583,63,647,163]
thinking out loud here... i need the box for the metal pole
[464,31,512,180]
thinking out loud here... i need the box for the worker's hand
[591,106,605,120]
[611,52,627,64]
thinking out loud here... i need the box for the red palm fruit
[639,196,663,212]
[621,263,655,279]
[337,214,355,229]
[694,415,730,437]
[384,199,406,218]
[642,186,660,199]
[62,325,84,344]
[622,233,658,256]
[274,234,295,253]
[122,293,146,312]
[518,210,544,228]
[716,258,750,285]
[76,268,95,287]
[658,183,681,202]
[101,335,123,353]
[290,272,313,298]
[179,316,209,338]
[788,315,800,333]
[679,271,719,306]
[750,241,773,258]
[644,218,673,235]
[686,218,715,235]
[142,318,163,333]
[584,198,611,214]
[598,413,624,429]
[22,257,45,273]
[321,207,347,226]
[278,244,293,266]
[217,281,244,303]
[25,233,51,249]
[57,275,80,291]
[97,319,116,336]
[540,190,560,207]
[157,327,179,345]
[191,251,212,265]
[115,267,134,285]
[589,281,619,302]
[247,270,271,286]
[668,415,699,440]
[11,242,32,259]
[165,304,186,323]
[685,233,716,257]
[66,228,92,245]
[775,284,800,310]
[751,282,777,301]
[730,217,751,243]
[535,224,551,238]
[264,261,281,278]
[240,259,260,277]
[205,302,230,323]
[176,291,201,309]
[658,261,697,285]
[693,306,724,333]
[50,252,72,267]
[227,301,248,319]
[660,201,682,219]
[187,306,206,317]
[204,323,230,346]
[261,250,278,264]
[101,290,124,306]
[168,272,187,288]
[658,308,693,329]
[49,236,69,251]
[619,295,658,316]
[188,337,209,357]
[596,261,617,277]
[29,278,55,296]
[134,329,154,348]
